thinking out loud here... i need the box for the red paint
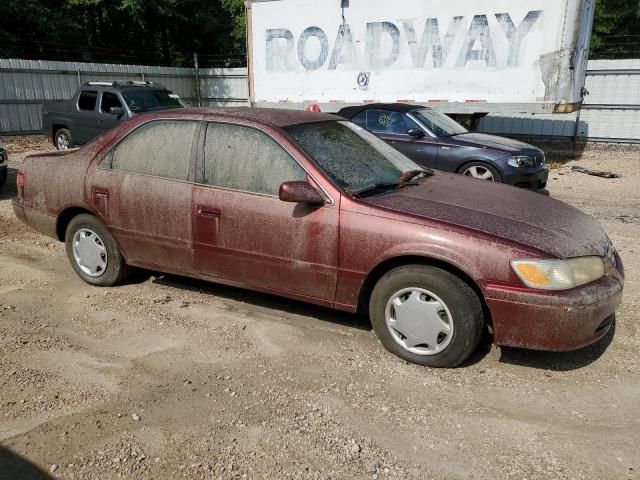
[12,107,624,352]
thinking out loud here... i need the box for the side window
[351,111,367,128]
[367,110,409,135]
[110,120,197,180]
[101,92,123,113]
[78,91,98,111]
[204,123,305,195]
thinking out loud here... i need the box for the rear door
[192,121,339,302]
[87,119,200,273]
[75,90,101,144]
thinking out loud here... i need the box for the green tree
[591,0,640,59]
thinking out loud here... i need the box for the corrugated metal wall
[2,58,639,142]
[0,59,248,134]
[477,59,640,143]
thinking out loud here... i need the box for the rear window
[121,90,187,113]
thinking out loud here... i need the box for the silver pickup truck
[42,81,188,150]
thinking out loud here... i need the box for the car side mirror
[407,128,424,138]
[279,181,325,205]
[109,107,124,117]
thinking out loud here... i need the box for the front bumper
[485,256,624,351]
[502,166,549,191]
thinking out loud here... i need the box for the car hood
[363,173,609,259]
[447,132,541,154]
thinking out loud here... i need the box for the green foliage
[0,0,248,67]
[591,0,640,59]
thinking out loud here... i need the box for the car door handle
[94,189,109,198]
[197,206,221,218]
[441,146,450,150]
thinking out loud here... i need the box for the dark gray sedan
[338,103,549,192]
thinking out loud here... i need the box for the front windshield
[284,121,423,193]
[121,90,188,113]
[413,109,467,137]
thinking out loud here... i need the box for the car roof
[337,103,427,119]
[183,107,342,128]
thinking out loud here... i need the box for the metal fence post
[194,53,202,107]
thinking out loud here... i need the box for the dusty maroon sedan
[13,109,624,367]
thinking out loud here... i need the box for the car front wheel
[65,214,130,286]
[460,162,502,183]
[369,265,484,368]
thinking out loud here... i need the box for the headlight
[507,155,537,168]
[511,257,605,290]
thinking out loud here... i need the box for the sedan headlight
[511,257,605,290]
[507,155,538,168]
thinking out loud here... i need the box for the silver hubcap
[385,288,454,356]
[72,229,108,277]
[463,165,495,181]
[57,134,70,150]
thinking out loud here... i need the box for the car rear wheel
[65,214,130,286]
[369,265,484,368]
[55,128,73,150]
[460,162,502,183]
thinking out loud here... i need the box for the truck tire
[65,214,130,286]
[54,128,73,150]
[369,265,484,368]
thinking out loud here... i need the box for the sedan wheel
[72,228,108,277]
[65,214,130,286]
[369,265,484,368]
[462,165,496,181]
[385,287,453,355]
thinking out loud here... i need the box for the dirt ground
[0,136,638,480]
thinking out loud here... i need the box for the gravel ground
[0,137,638,480]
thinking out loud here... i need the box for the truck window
[101,92,123,113]
[110,120,198,181]
[121,90,187,113]
[203,123,305,196]
[78,91,98,111]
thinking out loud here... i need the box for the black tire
[369,265,484,368]
[459,161,503,183]
[54,128,73,150]
[65,214,130,286]
[0,168,6,187]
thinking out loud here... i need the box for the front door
[75,90,101,144]
[87,119,200,273]
[192,121,339,302]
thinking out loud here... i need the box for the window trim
[97,118,201,183]
[197,120,334,205]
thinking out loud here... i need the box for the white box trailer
[245,0,595,119]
